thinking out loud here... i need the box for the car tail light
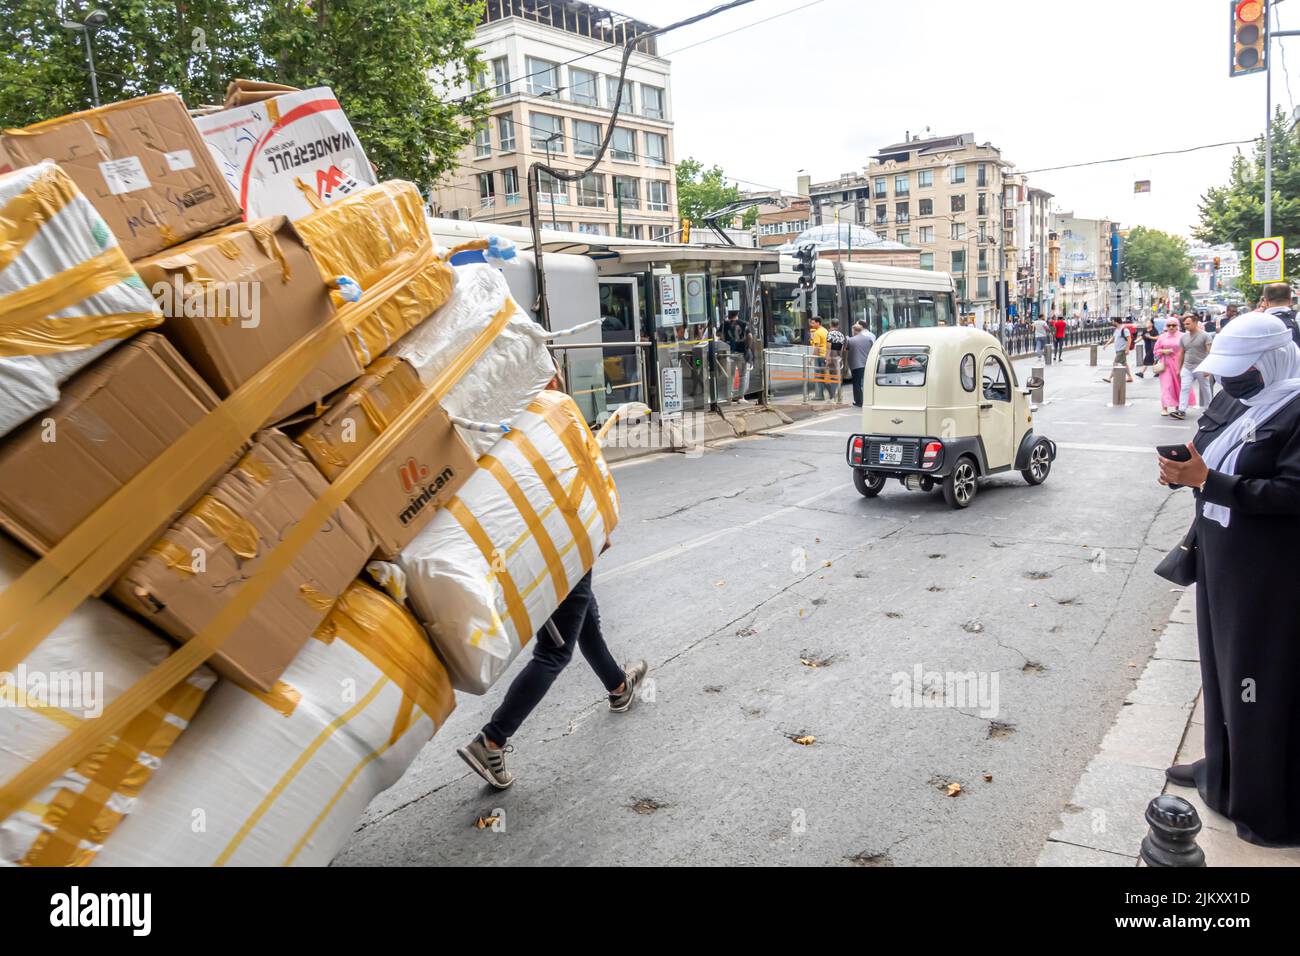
[850,436,864,465]
[922,441,942,468]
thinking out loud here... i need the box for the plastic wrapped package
[293,180,454,367]
[93,581,455,867]
[0,537,216,867]
[390,258,555,456]
[368,390,619,694]
[0,161,162,438]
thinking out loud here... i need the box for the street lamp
[61,8,108,109]
[542,131,561,230]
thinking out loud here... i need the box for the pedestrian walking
[808,316,829,400]
[1101,316,1134,384]
[1158,313,1300,848]
[1051,314,1067,361]
[1175,313,1214,420]
[825,318,847,402]
[1154,318,1184,415]
[845,321,876,407]
[1136,318,1159,379]
[1259,282,1300,346]
[1034,315,1051,363]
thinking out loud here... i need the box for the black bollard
[1139,795,1206,867]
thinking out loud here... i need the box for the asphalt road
[334,346,1199,867]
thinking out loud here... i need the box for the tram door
[718,276,757,399]
[597,277,644,411]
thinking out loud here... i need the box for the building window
[577,172,606,208]
[538,170,567,204]
[950,164,966,185]
[497,114,515,152]
[645,132,667,167]
[613,176,639,208]
[951,249,965,273]
[873,176,887,197]
[477,172,495,208]
[978,248,988,272]
[574,120,601,158]
[895,201,909,224]
[642,84,665,120]
[918,226,934,244]
[875,203,887,225]
[647,179,670,211]
[502,167,520,204]
[607,76,633,110]
[530,113,564,151]
[918,198,933,216]
[918,169,934,189]
[611,127,637,162]
[492,57,510,94]
[977,163,988,188]
[894,174,909,196]
[977,193,987,216]
[897,230,910,245]
[579,222,609,236]
[474,125,491,158]
[950,194,966,213]
[920,252,934,270]
[618,223,643,239]
[526,56,560,96]
[951,222,966,241]
[978,275,990,298]
[570,67,598,106]
[650,224,675,241]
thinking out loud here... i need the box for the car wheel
[942,457,979,509]
[1021,440,1052,486]
[853,469,886,498]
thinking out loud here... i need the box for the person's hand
[1158,443,1209,488]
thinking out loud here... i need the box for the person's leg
[1196,370,1214,407]
[573,579,629,694]
[851,366,865,406]
[1177,365,1192,413]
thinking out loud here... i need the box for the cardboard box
[133,216,363,424]
[0,332,232,590]
[296,357,476,556]
[112,430,376,691]
[2,93,242,259]
[194,87,377,221]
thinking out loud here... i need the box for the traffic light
[1213,256,1222,269]
[680,218,691,244]
[1230,0,1268,78]
[796,243,817,290]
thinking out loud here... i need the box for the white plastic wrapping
[390,260,555,456]
[94,582,455,867]
[369,391,619,694]
[0,162,161,438]
[0,538,215,867]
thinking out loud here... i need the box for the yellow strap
[190,495,260,559]
[0,164,80,274]
[480,454,569,604]
[504,429,593,570]
[536,398,618,537]
[0,288,511,827]
[447,499,532,643]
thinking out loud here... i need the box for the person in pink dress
[1154,318,1184,416]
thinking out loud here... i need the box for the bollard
[1140,795,1206,867]
[1089,344,1098,366]
[1111,364,1127,406]
[1030,364,1045,405]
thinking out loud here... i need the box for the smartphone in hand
[1157,444,1192,490]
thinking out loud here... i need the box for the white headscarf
[1201,339,1300,527]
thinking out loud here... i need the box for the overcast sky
[605,0,1278,239]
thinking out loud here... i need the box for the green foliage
[1197,108,1300,301]
[1122,226,1195,296]
[0,1,487,190]
[675,156,750,229]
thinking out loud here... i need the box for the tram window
[816,286,838,324]
[877,288,899,333]
[936,294,954,326]
[847,286,870,330]
[895,288,918,328]
[765,283,803,346]
[916,295,938,327]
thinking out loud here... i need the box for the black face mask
[1221,369,1266,400]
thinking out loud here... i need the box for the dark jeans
[482,571,624,746]
[850,366,865,406]
[1053,338,1064,360]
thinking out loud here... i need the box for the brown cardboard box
[133,217,363,424]
[113,430,376,691]
[0,332,233,591]
[296,357,475,556]
[1,93,242,259]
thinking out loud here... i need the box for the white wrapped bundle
[0,162,161,438]
[93,581,455,867]
[0,538,215,867]
[368,390,619,694]
[390,256,555,456]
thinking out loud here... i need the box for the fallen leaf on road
[714,580,725,587]
[945,783,963,797]
[983,773,993,782]
[474,816,499,830]
[1028,602,1038,608]
[793,735,816,746]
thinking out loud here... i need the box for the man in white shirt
[1260,283,1300,346]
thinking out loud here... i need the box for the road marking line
[782,428,850,438]
[1056,441,1157,455]
[602,482,852,581]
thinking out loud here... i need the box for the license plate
[879,443,904,465]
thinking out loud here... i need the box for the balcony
[505,192,522,206]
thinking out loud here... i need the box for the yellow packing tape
[479,454,569,605]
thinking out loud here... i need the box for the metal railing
[1001,322,1111,358]
[762,347,846,405]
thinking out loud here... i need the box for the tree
[1197,108,1300,300]
[1123,226,1196,299]
[675,157,759,232]
[0,0,487,190]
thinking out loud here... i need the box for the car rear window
[875,347,929,387]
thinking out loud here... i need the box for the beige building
[863,132,1014,318]
[431,0,678,241]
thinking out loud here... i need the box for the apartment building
[430,0,678,241]
[1009,178,1053,319]
[1052,212,1116,317]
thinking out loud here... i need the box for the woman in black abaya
[1158,312,1300,847]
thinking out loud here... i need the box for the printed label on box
[99,156,150,195]
[164,149,196,172]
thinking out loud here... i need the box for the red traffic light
[1237,0,1263,22]
[1231,0,1268,77]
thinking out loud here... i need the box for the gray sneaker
[609,660,649,713]
[457,733,514,789]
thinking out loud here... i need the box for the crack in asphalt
[644,459,820,521]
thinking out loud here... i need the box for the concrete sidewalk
[1038,586,1300,866]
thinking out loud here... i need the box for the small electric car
[845,326,1056,509]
